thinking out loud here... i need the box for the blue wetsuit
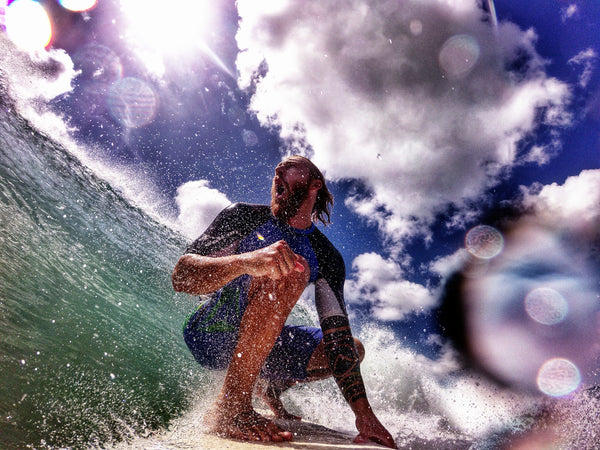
[182,203,349,381]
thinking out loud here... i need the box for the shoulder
[185,203,271,256]
[309,228,345,269]
[217,202,271,222]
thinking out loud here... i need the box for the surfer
[172,155,396,448]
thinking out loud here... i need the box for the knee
[354,338,365,363]
[277,256,309,303]
[274,255,309,293]
[249,256,309,311]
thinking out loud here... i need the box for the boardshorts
[183,311,323,381]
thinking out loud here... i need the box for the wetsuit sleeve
[321,316,367,403]
[185,203,271,257]
[311,233,367,403]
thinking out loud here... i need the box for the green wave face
[0,92,206,449]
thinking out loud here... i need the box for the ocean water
[1,39,599,450]
[0,47,207,447]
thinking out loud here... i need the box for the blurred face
[271,160,312,221]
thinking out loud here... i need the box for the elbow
[172,254,213,295]
[172,255,193,293]
[171,266,185,293]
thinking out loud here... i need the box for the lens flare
[0,0,6,31]
[58,0,97,12]
[107,78,157,128]
[537,358,581,397]
[465,225,503,259]
[439,34,480,80]
[525,287,568,326]
[242,129,258,147]
[450,222,600,394]
[409,19,423,36]
[73,43,123,83]
[5,0,52,50]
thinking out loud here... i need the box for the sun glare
[6,0,52,50]
[120,0,230,76]
[59,0,97,12]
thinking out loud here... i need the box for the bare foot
[204,405,293,442]
[256,379,302,421]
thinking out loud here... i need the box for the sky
[2,0,599,360]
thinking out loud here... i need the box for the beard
[271,180,310,222]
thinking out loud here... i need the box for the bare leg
[256,338,366,421]
[205,261,310,442]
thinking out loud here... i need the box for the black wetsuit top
[184,202,348,330]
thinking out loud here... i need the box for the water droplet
[465,225,503,259]
[410,19,423,36]
[439,34,480,80]
[107,77,157,128]
[242,129,258,147]
[525,287,568,325]
[537,358,580,397]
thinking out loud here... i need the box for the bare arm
[321,316,396,449]
[172,240,304,295]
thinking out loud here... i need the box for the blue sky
[3,0,599,358]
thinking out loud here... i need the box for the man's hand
[244,240,305,280]
[354,412,397,449]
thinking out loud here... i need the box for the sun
[119,0,232,77]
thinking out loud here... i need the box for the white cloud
[561,4,578,22]
[236,0,572,254]
[345,252,435,321]
[174,180,231,239]
[520,169,600,234]
[568,48,598,88]
[429,248,470,278]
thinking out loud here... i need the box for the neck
[287,213,313,229]
[286,199,315,229]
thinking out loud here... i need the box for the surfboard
[117,416,390,449]
[191,418,388,449]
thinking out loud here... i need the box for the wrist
[236,252,255,276]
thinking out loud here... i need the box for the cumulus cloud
[236,0,572,254]
[175,180,231,239]
[345,252,435,321]
[520,169,600,233]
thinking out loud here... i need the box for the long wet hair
[284,155,334,226]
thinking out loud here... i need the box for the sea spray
[0,73,211,448]
[116,301,545,449]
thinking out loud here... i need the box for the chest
[237,219,319,283]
